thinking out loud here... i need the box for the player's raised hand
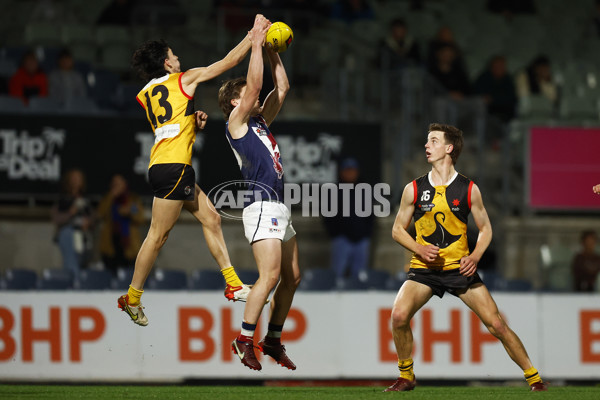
[593,184,600,194]
[249,14,271,45]
[417,244,439,263]
[194,110,208,131]
[459,255,478,277]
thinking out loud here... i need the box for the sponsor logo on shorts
[184,186,192,195]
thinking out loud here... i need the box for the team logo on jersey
[422,212,461,248]
[272,151,284,179]
[271,218,278,226]
[451,198,460,211]
[252,126,268,136]
[418,203,435,212]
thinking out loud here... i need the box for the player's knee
[260,272,281,291]
[203,211,221,229]
[281,272,301,291]
[486,316,508,338]
[146,228,170,249]
[391,307,411,329]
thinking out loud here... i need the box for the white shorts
[242,201,296,244]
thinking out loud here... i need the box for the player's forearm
[392,226,420,254]
[224,35,252,69]
[267,50,289,93]
[470,226,492,262]
[245,43,264,97]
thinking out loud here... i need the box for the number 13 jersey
[411,171,473,270]
[136,72,196,168]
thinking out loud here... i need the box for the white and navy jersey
[225,115,284,206]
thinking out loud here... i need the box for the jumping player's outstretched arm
[392,182,440,263]
[459,183,492,277]
[228,18,271,139]
[180,15,268,95]
[260,46,290,126]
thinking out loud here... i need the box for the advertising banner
[0,292,598,381]
[0,116,381,199]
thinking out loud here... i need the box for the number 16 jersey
[136,72,196,168]
[411,171,473,270]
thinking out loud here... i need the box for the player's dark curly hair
[428,123,463,164]
[218,77,247,119]
[131,39,170,82]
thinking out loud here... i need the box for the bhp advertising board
[0,292,598,380]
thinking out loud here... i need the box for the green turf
[0,385,599,400]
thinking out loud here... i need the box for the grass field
[1,385,599,400]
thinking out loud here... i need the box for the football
[266,22,294,53]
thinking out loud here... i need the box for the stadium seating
[75,269,113,290]
[0,95,26,113]
[64,96,100,115]
[3,268,38,290]
[28,96,63,114]
[495,278,532,292]
[235,270,260,286]
[336,277,368,291]
[359,269,391,290]
[113,266,135,290]
[189,270,224,290]
[298,268,336,291]
[38,269,73,290]
[147,269,188,290]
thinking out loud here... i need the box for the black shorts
[407,268,483,298]
[148,163,195,201]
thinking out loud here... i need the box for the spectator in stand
[48,48,87,105]
[473,55,517,122]
[594,184,600,194]
[571,230,600,292]
[330,0,374,24]
[322,158,374,279]
[515,55,558,103]
[426,26,464,70]
[51,168,94,275]
[428,43,471,100]
[97,174,145,274]
[378,18,421,69]
[9,51,47,105]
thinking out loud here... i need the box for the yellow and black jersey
[410,171,473,270]
[136,72,196,168]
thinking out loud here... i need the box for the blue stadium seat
[189,270,224,290]
[298,268,336,291]
[3,269,38,290]
[360,269,391,290]
[0,95,27,114]
[113,267,134,290]
[478,270,499,291]
[88,69,120,109]
[147,269,188,290]
[28,96,63,114]
[236,270,260,286]
[495,278,532,292]
[336,277,368,291]
[76,269,113,290]
[39,269,73,290]
[384,276,405,291]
